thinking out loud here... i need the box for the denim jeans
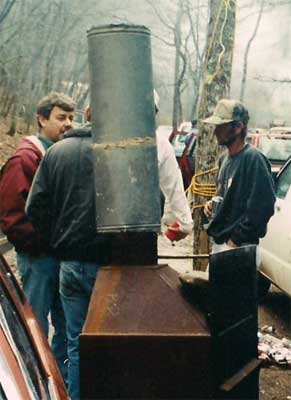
[59,261,99,400]
[16,253,67,382]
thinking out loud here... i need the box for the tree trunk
[6,102,17,136]
[193,0,236,270]
[172,1,183,130]
[0,0,17,26]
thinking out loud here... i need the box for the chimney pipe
[87,24,161,235]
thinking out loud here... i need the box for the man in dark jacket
[26,99,195,398]
[0,92,75,380]
[26,124,106,400]
[203,99,275,257]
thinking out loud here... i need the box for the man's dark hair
[231,103,249,138]
[231,120,248,138]
[36,92,75,128]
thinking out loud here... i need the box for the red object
[179,133,196,189]
[165,222,179,241]
[0,138,44,254]
[0,254,68,399]
[165,222,188,242]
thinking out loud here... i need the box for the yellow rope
[184,0,233,210]
[211,0,231,83]
[204,0,232,86]
[186,167,218,210]
[199,0,234,121]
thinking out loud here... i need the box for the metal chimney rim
[87,24,151,37]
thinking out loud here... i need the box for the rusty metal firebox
[80,246,260,399]
[81,24,260,400]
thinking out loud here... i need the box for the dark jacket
[26,128,110,263]
[0,137,46,255]
[207,144,276,245]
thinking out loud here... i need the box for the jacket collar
[24,136,46,156]
[64,127,92,139]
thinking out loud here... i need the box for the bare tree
[0,0,17,25]
[185,0,209,119]
[0,0,124,131]
[193,0,236,269]
[172,1,184,129]
[145,0,208,126]
[254,75,291,83]
[145,0,188,128]
[239,0,265,102]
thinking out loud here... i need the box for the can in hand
[211,196,223,219]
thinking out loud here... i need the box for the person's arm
[230,153,276,245]
[0,155,43,254]
[25,156,51,243]
[157,136,193,236]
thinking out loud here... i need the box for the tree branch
[0,0,17,25]
[239,0,265,101]
[144,0,175,32]
[254,75,291,83]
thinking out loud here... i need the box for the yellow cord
[185,0,233,210]
[186,167,218,210]
[204,0,232,86]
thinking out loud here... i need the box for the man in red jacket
[0,92,75,381]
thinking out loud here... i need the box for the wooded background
[0,0,291,134]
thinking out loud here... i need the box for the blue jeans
[17,253,67,382]
[60,261,99,400]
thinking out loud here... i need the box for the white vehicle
[260,157,291,297]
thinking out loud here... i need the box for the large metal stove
[80,24,260,399]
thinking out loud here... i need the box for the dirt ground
[0,118,24,166]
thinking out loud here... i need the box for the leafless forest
[1,0,291,135]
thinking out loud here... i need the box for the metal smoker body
[80,24,260,399]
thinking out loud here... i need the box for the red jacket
[0,136,46,255]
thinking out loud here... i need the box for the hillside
[0,119,28,166]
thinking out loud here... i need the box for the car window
[259,137,291,162]
[0,383,8,400]
[276,161,291,199]
[0,281,50,399]
[176,135,186,144]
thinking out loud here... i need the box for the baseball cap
[202,99,249,125]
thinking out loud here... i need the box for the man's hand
[204,200,212,219]
[226,239,238,248]
[165,222,188,242]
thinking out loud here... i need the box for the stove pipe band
[87,24,161,233]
